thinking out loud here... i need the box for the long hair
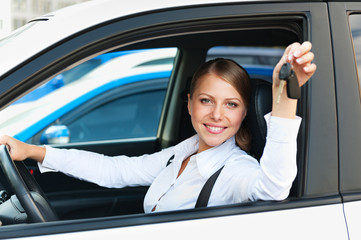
[189,58,252,151]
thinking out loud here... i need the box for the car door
[329,2,361,240]
[0,1,348,239]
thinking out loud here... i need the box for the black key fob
[279,63,301,99]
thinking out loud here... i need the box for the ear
[187,94,191,115]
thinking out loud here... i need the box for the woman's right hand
[272,41,316,119]
[0,135,45,163]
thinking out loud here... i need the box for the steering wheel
[0,145,58,223]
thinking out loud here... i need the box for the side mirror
[40,125,70,144]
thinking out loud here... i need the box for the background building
[0,0,11,38]
[0,0,90,38]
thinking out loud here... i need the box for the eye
[226,102,238,108]
[200,98,211,104]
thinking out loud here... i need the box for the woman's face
[188,73,247,153]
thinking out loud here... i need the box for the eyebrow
[197,93,242,103]
[225,98,242,103]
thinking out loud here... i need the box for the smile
[204,124,227,134]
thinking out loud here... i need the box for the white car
[0,0,361,239]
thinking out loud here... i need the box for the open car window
[0,21,302,211]
[0,2,330,238]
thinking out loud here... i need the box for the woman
[0,42,316,213]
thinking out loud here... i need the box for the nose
[211,104,223,121]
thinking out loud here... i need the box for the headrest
[244,78,273,160]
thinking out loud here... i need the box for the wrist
[272,85,298,119]
[28,145,46,163]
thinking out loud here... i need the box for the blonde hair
[189,58,252,151]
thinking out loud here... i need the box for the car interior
[1,16,305,224]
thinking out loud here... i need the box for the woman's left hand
[272,41,317,118]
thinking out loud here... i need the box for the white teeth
[207,125,224,132]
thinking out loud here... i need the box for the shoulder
[224,148,260,172]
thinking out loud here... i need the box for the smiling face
[188,73,247,153]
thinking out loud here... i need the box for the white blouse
[39,113,301,213]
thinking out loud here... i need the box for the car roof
[0,0,320,78]
[0,0,230,77]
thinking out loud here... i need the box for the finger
[0,135,16,158]
[285,42,301,62]
[274,42,300,75]
[304,63,317,74]
[295,52,314,65]
[0,135,10,147]
[298,63,317,86]
[292,41,312,59]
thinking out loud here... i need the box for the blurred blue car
[11,50,152,105]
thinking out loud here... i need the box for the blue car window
[66,89,166,142]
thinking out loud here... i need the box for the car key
[276,79,286,104]
[277,62,301,103]
[277,63,291,103]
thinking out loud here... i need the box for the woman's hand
[0,135,45,163]
[272,41,317,118]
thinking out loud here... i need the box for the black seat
[244,78,273,160]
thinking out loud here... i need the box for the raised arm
[245,42,317,201]
[272,41,317,119]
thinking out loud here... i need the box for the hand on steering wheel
[0,145,58,223]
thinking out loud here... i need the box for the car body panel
[328,2,361,240]
[329,2,361,193]
[343,201,361,239]
[5,202,347,240]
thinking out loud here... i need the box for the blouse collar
[172,135,241,179]
[194,136,238,179]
